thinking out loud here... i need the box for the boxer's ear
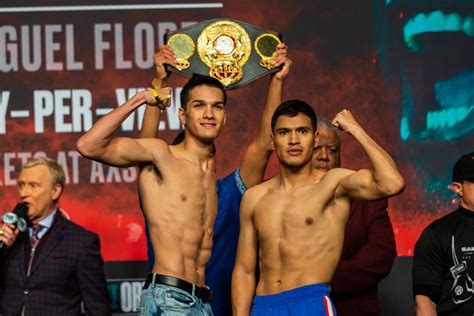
[314,131,319,147]
[178,107,186,125]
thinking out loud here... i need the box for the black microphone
[0,203,29,250]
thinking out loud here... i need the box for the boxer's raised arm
[240,43,292,188]
[76,91,167,167]
[333,110,405,201]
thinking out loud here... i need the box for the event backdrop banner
[1,0,473,312]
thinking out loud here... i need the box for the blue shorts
[250,284,337,316]
[138,284,213,316]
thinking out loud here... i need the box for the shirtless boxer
[76,74,226,315]
[231,100,404,315]
[139,43,291,316]
[314,117,396,316]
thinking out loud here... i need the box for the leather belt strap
[143,273,213,303]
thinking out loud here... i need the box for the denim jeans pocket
[164,289,197,309]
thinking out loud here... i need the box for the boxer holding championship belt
[165,18,281,89]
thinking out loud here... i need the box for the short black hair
[180,74,227,110]
[271,99,317,133]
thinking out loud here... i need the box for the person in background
[413,152,474,316]
[0,156,110,315]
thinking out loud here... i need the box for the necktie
[30,224,43,248]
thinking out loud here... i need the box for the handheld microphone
[0,203,29,250]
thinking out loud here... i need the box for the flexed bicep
[338,168,393,201]
[107,137,162,167]
[79,136,167,168]
[77,90,168,167]
[331,110,405,200]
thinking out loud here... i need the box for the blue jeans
[138,284,213,316]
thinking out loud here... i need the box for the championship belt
[164,18,282,90]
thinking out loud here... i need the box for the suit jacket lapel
[28,213,67,278]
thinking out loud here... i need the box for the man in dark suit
[313,118,397,316]
[0,156,110,316]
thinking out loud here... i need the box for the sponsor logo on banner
[107,279,145,314]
